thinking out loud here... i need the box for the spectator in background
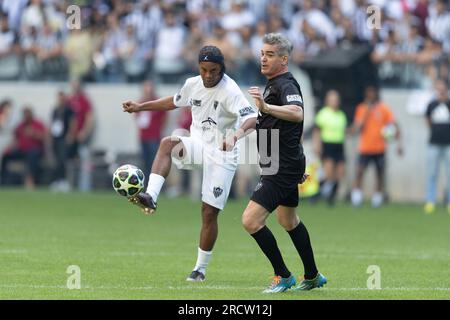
[424,79,450,215]
[123,0,162,79]
[135,80,167,189]
[0,99,12,131]
[153,10,186,82]
[205,23,240,77]
[426,0,450,54]
[0,13,20,80]
[20,25,40,79]
[350,86,403,208]
[235,25,261,85]
[67,81,95,192]
[313,90,347,205]
[119,24,147,82]
[221,0,255,32]
[20,0,46,32]
[0,106,46,189]
[35,23,65,80]
[183,22,206,76]
[96,14,125,82]
[49,91,77,193]
[64,28,94,82]
[1,0,28,32]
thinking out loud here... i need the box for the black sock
[251,226,291,278]
[287,222,318,279]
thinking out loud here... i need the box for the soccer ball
[112,164,145,198]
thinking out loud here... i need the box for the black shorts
[250,176,300,213]
[358,153,385,172]
[322,142,345,162]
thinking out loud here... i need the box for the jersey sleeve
[280,83,304,108]
[173,78,192,108]
[226,93,257,124]
[383,105,395,124]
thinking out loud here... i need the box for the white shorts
[171,136,236,210]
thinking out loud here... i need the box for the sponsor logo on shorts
[254,181,263,192]
[213,187,223,198]
[286,94,303,103]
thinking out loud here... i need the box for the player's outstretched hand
[248,87,270,113]
[122,100,141,113]
[221,135,238,152]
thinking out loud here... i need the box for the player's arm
[122,96,177,113]
[221,115,257,151]
[248,86,303,123]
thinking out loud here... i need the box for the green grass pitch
[0,189,449,300]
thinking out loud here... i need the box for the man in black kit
[241,33,327,293]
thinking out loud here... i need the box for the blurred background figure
[313,90,347,206]
[0,99,12,131]
[135,80,167,189]
[153,10,186,83]
[0,106,46,189]
[67,81,95,192]
[424,79,450,215]
[49,90,77,193]
[350,86,403,208]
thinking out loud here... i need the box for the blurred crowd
[0,0,449,87]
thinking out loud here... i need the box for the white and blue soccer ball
[112,164,145,198]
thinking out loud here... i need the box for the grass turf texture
[0,189,449,300]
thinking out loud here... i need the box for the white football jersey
[173,74,256,169]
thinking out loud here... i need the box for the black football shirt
[256,72,305,178]
[425,99,450,145]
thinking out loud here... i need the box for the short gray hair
[262,33,293,57]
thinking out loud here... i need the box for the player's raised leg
[276,205,327,291]
[130,136,185,214]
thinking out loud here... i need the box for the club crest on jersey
[193,99,202,107]
[213,187,223,198]
[214,101,219,110]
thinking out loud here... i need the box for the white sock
[193,247,213,275]
[371,192,384,208]
[145,173,165,202]
[351,188,363,206]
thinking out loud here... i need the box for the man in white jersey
[122,46,257,282]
